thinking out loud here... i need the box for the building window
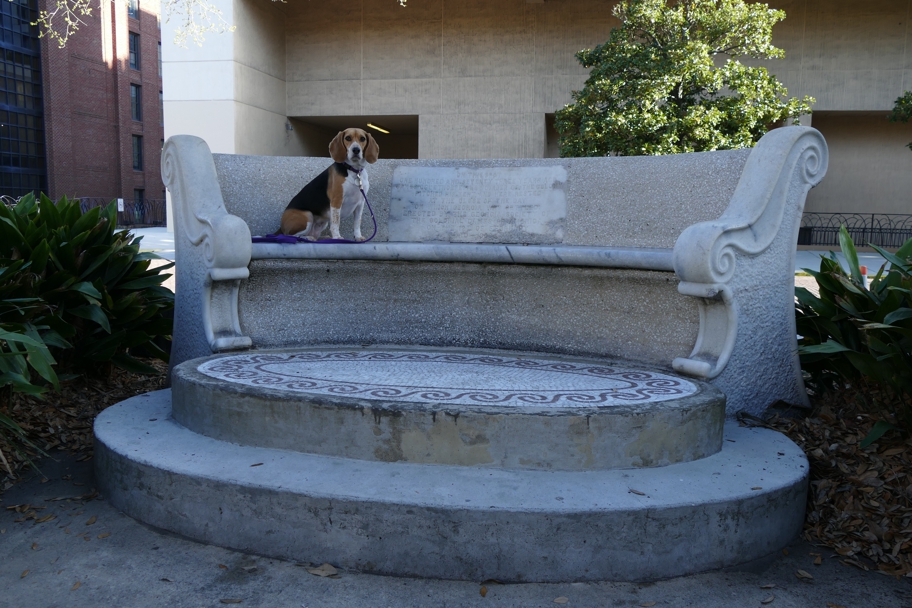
[131,84,142,121]
[132,135,143,170]
[133,188,145,222]
[158,42,162,76]
[0,0,47,198]
[159,90,163,125]
[127,0,138,19]
[129,32,140,70]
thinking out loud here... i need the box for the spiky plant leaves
[797,227,912,430]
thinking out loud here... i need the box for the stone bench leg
[205,268,252,351]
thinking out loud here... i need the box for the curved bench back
[212,152,750,248]
[165,127,828,417]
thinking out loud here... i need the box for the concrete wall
[767,0,912,112]
[805,112,912,215]
[768,1,912,217]
[282,0,912,157]
[163,0,308,156]
[162,0,912,215]
[284,0,618,159]
[162,0,236,154]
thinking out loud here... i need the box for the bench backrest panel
[213,150,751,249]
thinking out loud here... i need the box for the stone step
[95,390,808,583]
[171,347,725,471]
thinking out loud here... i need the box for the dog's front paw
[355,235,367,242]
[303,235,317,242]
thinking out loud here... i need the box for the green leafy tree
[888,91,912,151]
[555,0,814,157]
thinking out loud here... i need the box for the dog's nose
[351,147,361,156]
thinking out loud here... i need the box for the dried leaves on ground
[0,360,168,488]
[769,389,912,578]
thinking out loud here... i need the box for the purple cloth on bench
[251,234,306,244]
[251,234,372,244]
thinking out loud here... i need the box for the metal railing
[78,198,167,228]
[798,213,912,249]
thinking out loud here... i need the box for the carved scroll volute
[671,127,829,379]
[161,135,252,273]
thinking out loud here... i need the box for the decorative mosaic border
[197,351,698,407]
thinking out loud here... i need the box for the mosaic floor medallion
[197,350,698,407]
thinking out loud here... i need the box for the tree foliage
[36,0,236,48]
[888,91,912,151]
[555,0,814,157]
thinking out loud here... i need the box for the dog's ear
[364,132,380,164]
[329,131,347,163]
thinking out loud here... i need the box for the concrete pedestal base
[95,389,808,582]
[172,347,726,470]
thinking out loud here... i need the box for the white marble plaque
[389,166,568,243]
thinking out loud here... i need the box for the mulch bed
[767,390,912,578]
[0,360,168,490]
[2,365,910,578]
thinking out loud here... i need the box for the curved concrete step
[95,390,807,582]
[172,347,725,470]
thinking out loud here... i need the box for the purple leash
[252,164,378,245]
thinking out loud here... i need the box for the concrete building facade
[162,0,912,217]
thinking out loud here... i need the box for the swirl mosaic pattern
[198,351,698,407]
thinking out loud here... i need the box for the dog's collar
[343,163,363,174]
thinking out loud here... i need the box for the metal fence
[798,213,912,249]
[78,198,167,228]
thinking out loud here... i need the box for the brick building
[0,0,163,206]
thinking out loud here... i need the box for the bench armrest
[671,127,828,410]
[162,135,253,365]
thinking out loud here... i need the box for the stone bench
[92,127,827,582]
[162,126,828,417]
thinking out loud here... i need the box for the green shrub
[796,226,912,432]
[1,193,174,475]
[0,307,58,475]
[0,193,174,375]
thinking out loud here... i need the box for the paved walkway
[1,452,909,607]
[795,249,888,275]
[131,227,175,260]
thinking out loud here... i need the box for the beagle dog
[279,128,379,241]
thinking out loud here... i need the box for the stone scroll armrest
[162,136,253,368]
[670,127,828,413]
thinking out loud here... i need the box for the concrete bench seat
[162,126,829,417]
[250,241,674,270]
